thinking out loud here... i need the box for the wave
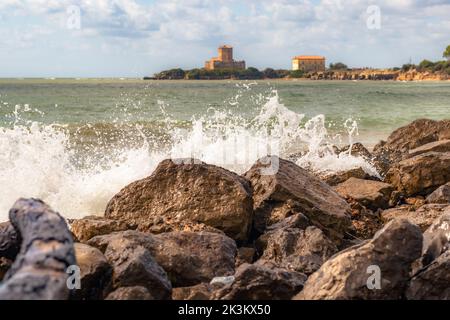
[0,90,378,222]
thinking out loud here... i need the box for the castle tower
[218,45,233,62]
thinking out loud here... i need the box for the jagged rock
[420,210,450,267]
[426,182,450,204]
[385,152,450,196]
[105,159,253,241]
[321,167,374,186]
[0,198,76,300]
[408,139,450,158]
[72,243,112,300]
[103,236,172,300]
[69,216,133,243]
[172,283,212,300]
[105,286,154,300]
[334,178,394,210]
[0,221,20,260]
[259,226,337,275]
[213,263,307,300]
[347,199,384,239]
[244,156,351,241]
[406,250,450,300]
[339,143,373,160]
[293,219,422,300]
[88,230,236,287]
[373,119,450,164]
[382,204,449,231]
[235,247,255,266]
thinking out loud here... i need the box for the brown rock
[72,243,112,300]
[105,286,154,300]
[426,182,450,204]
[0,257,12,281]
[381,204,448,232]
[235,247,255,266]
[385,152,450,196]
[408,139,450,158]
[321,167,374,186]
[259,226,337,275]
[88,230,236,287]
[334,177,394,210]
[213,263,307,300]
[294,219,423,300]
[172,283,212,300]
[0,221,20,260]
[105,159,253,241]
[69,216,132,243]
[244,156,351,241]
[103,237,172,300]
[420,209,450,267]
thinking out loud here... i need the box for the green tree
[329,62,348,70]
[443,45,450,60]
[290,70,305,78]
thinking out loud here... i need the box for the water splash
[0,90,378,222]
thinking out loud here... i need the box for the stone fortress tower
[205,45,246,70]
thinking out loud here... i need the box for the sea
[0,78,449,221]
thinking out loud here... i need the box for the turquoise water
[1,79,449,146]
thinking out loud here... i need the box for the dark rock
[72,243,112,300]
[0,198,76,300]
[385,152,450,197]
[105,159,253,241]
[334,177,394,210]
[235,247,255,266]
[244,156,351,241]
[294,219,423,300]
[426,182,450,204]
[0,257,12,281]
[69,216,133,243]
[0,221,20,260]
[421,210,450,267]
[381,204,449,232]
[103,237,172,300]
[259,226,337,275]
[105,286,154,300]
[213,263,307,300]
[88,230,236,287]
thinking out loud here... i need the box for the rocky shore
[1,118,450,300]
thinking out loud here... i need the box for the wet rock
[69,216,133,243]
[294,219,422,300]
[244,156,351,241]
[334,178,394,210]
[103,237,172,300]
[385,152,450,197]
[172,283,212,300]
[88,230,236,287]
[0,221,20,260]
[426,182,450,204]
[213,263,307,300]
[105,159,253,241]
[381,204,449,231]
[72,243,112,300]
[339,143,373,160]
[0,198,76,300]
[259,226,337,275]
[105,286,154,300]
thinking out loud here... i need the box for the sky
[0,0,449,77]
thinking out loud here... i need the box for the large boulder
[293,219,423,300]
[104,159,253,241]
[103,236,172,300]
[212,263,307,300]
[243,156,351,241]
[408,139,450,158]
[334,178,394,210]
[407,211,450,300]
[321,167,375,187]
[72,243,112,300]
[426,182,450,204]
[259,226,337,275]
[0,199,76,300]
[385,152,450,197]
[381,204,449,231]
[88,230,237,287]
